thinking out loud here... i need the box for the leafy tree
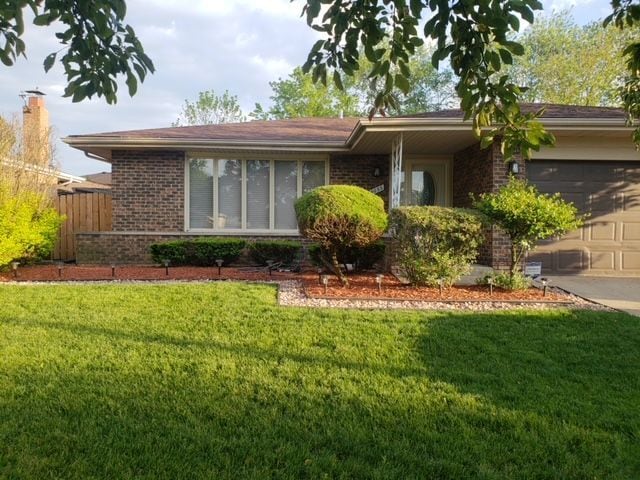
[606,0,640,143]
[510,12,632,106]
[251,67,361,119]
[252,47,456,120]
[173,90,245,126]
[295,185,388,286]
[473,177,583,280]
[0,115,63,266]
[0,0,154,104]
[301,0,555,160]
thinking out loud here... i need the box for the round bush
[295,185,388,283]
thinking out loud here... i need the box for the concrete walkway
[548,276,640,317]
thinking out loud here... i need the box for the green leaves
[0,0,154,104]
[300,0,556,154]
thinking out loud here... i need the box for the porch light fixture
[540,277,549,297]
[56,261,64,278]
[215,259,224,276]
[373,167,381,177]
[11,261,19,278]
[375,274,383,293]
[162,259,170,276]
[321,275,329,294]
[508,161,520,175]
[111,263,116,278]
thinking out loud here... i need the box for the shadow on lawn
[2,309,639,479]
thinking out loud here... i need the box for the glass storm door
[401,160,448,206]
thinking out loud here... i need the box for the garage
[527,160,640,275]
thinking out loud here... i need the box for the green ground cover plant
[1,283,638,479]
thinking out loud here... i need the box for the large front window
[187,157,326,231]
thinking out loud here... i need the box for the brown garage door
[527,160,640,275]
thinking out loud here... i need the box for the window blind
[217,159,242,228]
[246,160,270,229]
[275,161,297,229]
[189,159,213,229]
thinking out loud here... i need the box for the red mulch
[300,272,566,302]
[1,266,565,302]
[0,265,299,283]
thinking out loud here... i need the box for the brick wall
[111,150,185,231]
[453,141,525,270]
[330,154,389,208]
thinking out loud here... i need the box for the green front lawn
[1,283,638,479]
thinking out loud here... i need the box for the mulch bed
[300,272,566,302]
[1,265,567,303]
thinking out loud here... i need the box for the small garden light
[56,261,64,278]
[162,259,170,276]
[266,260,274,276]
[375,274,383,293]
[215,259,224,276]
[438,278,444,297]
[111,263,116,278]
[317,267,323,285]
[541,277,549,297]
[321,275,329,294]
[11,261,19,278]
[488,276,494,296]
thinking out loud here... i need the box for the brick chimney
[22,93,50,167]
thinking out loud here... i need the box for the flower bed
[300,272,567,302]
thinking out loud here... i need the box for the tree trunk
[331,250,348,287]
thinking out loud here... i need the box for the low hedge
[390,206,484,287]
[308,240,386,271]
[247,240,302,266]
[149,238,246,266]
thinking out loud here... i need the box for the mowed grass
[1,283,639,479]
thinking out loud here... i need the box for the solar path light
[215,259,224,276]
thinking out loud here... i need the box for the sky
[0,0,615,175]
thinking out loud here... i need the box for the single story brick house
[64,103,640,275]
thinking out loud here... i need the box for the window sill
[185,229,301,237]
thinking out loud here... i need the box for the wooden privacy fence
[53,192,112,261]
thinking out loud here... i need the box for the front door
[401,159,449,206]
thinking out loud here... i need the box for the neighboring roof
[399,103,627,119]
[77,117,359,143]
[57,179,111,194]
[83,171,112,185]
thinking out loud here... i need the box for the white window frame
[184,153,329,234]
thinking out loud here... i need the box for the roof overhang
[63,115,636,162]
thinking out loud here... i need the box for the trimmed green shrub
[308,240,386,271]
[149,238,246,266]
[477,272,532,291]
[390,206,485,287]
[247,240,302,265]
[295,185,388,284]
[0,183,63,267]
[473,177,583,279]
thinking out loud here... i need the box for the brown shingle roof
[75,117,359,143]
[397,103,626,119]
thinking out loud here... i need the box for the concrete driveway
[548,276,640,317]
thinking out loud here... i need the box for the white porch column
[390,133,403,209]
